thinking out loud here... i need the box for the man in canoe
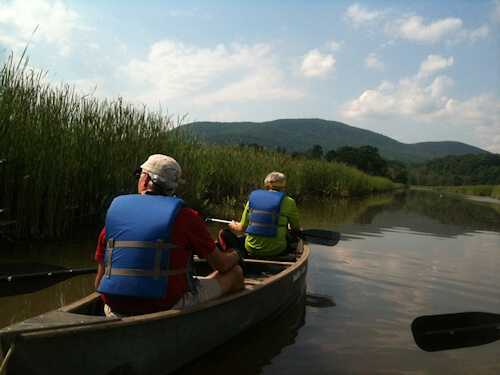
[225,171,302,257]
[94,154,245,317]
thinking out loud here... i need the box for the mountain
[178,118,489,162]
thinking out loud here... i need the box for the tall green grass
[1,52,395,240]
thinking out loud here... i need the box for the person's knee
[215,265,245,295]
[234,264,244,282]
[230,265,245,290]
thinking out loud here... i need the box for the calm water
[1,189,499,374]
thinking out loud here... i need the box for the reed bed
[1,52,395,240]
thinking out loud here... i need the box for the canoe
[0,241,309,375]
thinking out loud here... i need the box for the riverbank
[431,185,500,200]
[1,52,396,240]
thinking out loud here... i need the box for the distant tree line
[290,144,406,182]
[238,142,500,186]
[407,153,500,186]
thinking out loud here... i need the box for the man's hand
[231,247,246,270]
[229,220,247,233]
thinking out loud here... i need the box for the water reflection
[299,189,500,240]
[0,274,95,328]
[293,190,500,375]
[1,189,499,374]
[171,290,308,375]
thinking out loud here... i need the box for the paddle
[1,256,295,297]
[205,218,341,247]
[0,262,97,297]
[411,312,500,352]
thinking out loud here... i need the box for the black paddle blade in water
[0,262,97,297]
[305,292,336,308]
[412,312,500,352]
[294,229,341,247]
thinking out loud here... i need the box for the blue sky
[1,0,499,152]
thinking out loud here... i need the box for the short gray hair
[145,171,179,196]
[264,172,286,189]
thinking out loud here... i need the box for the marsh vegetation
[1,52,395,240]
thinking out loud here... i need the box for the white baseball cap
[140,154,185,184]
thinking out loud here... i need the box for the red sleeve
[94,227,107,262]
[171,207,217,259]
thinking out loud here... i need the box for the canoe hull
[1,243,309,374]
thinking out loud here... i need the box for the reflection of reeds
[1,53,394,240]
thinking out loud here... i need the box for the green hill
[179,118,489,162]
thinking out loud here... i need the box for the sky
[1,0,499,153]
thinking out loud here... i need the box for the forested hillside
[281,144,499,186]
[179,119,489,162]
[407,154,500,186]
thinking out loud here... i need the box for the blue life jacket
[97,194,195,299]
[246,190,286,237]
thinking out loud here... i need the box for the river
[1,188,499,374]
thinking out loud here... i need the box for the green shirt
[240,191,301,256]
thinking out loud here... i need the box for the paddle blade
[305,292,336,308]
[412,312,500,352]
[0,262,97,297]
[296,229,341,247]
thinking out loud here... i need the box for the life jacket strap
[153,240,164,280]
[106,267,192,278]
[186,250,197,292]
[106,238,115,278]
[248,209,287,228]
[105,238,187,280]
[110,240,184,250]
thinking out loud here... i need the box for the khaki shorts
[171,276,222,310]
[103,277,221,317]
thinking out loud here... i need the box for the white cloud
[121,40,303,107]
[417,55,454,78]
[71,77,105,97]
[209,108,242,122]
[299,49,336,78]
[192,67,305,107]
[428,94,500,152]
[364,53,384,70]
[493,0,500,24]
[346,3,386,28]
[341,65,455,119]
[0,0,85,56]
[393,16,463,44]
[468,25,489,42]
[340,55,500,151]
[326,41,343,52]
[87,43,100,51]
[346,4,489,45]
[123,41,243,97]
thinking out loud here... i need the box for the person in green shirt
[227,172,302,257]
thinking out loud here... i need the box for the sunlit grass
[1,52,396,240]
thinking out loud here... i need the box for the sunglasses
[133,168,142,180]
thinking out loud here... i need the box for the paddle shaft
[1,267,97,283]
[207,218,232,224]
[1,257,292,284]
[205,217,341,246]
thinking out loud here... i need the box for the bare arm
[95,261,105,290]
[205,248,241,273]
[228,220,247,233]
